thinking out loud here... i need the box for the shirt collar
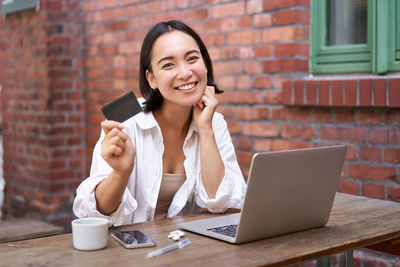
[185,117,198,141]
[134,97,159,130]
[134,110,159,130]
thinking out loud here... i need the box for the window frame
[388,0,400,70]
[310,0,400,74]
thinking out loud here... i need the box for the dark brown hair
[139,20,223,112]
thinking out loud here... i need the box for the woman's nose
[177,63,192,80]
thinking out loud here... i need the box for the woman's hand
[100,120,136,175]
[193,86,218,130]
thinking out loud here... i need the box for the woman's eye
[162,63,173,69]
[188,56,199,63]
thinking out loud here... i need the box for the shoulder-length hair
[139,20,223,112]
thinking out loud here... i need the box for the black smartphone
[111,230,156,249]
[101,91,142,123]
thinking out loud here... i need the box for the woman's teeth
[178,83,196,91]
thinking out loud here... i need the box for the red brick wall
[282,77,400,201]
[0,0,85,227]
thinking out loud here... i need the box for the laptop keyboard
[207,224,238,237]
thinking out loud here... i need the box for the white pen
[147,239,190,258]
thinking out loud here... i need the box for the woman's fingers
[104,135,125,150]
[198,86,218,110]
[197,86,215,109]
[110,145,123,156]
[102,144,122,157]
[205,85,215,95]
[197,97,205,109]
[101,122,130,158]
[102,137,126,157]
[106,127,128,142]
[101,120,124,134]
[99,120,136,174]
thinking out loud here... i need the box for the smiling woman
[73,20,246,225]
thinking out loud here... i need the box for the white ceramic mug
[71,217,109,250]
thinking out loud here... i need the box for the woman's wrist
[198,125,214,137]
[112,167,133,182]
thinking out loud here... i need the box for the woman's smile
[176,82,198,92]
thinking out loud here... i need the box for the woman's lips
[176,82,197,91]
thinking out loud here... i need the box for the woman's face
[146,30,208,108]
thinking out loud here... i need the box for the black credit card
[101,91,142,122]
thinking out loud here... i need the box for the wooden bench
[0,218,64,243]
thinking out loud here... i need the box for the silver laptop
[177,145,347,244]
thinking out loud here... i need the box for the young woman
[73,20,246,225]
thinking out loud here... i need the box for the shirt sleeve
[195,113,247,213]
[72,129,137,225]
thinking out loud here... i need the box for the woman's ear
[146,69,157,90]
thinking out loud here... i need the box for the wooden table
[1,193,400,267]
[0,218,64,243]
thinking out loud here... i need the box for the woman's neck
[153,101,192,137]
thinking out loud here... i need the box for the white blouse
[73,100,247,226]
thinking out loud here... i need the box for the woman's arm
[94,120,136,215]
[193,86,224,199]
[95,169,132,215]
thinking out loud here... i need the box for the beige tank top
[154,173,186,221]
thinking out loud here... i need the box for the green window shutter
[388,0,400,71]
[311,0,400,74]
[373,0,388,73]
[311,0,372,74]
[396,0,400,60]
